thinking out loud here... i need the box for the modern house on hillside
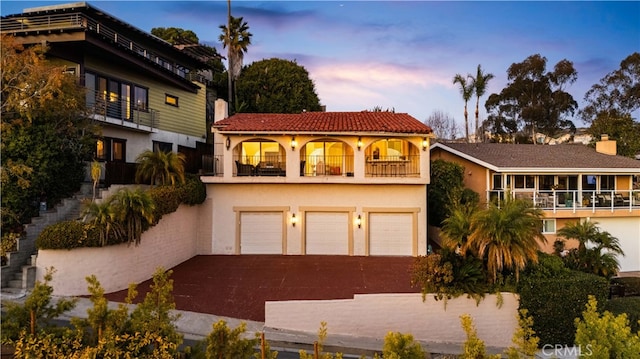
[201,110,434,256]
[1,2,215,184]
[430,138,640,272]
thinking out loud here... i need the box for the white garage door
[240,212,283,254]
[305,212,349,255]
[596,218,640,272]
[369,213,413,256]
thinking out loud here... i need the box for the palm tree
[441,203,477,251]
[557,220,624,278]
[469,64,494,142]
[219,13,252,111]
[135,150,186,187]
[463,196,546,283]
[82,200,123,246]
[452,74,474,142]
[110,188,155,245]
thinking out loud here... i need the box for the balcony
[302,155,354,177]
[489,189,640,213]
[366,155,420,177]
[233,155,287,177]
[87,89,158,132]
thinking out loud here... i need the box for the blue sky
[3,1,639,131]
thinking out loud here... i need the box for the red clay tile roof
[213,112,432,134]
[434,142,640,171]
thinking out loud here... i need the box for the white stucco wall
[265,293,519,348]
[205,183,428,256]
[101,127,205,163]
[36,204,201,296]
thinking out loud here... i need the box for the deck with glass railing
[489,189,640,212]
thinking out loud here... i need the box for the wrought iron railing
[302,155,354,177]
[365,155,420,177]
[234,155,287,177]
[201,155,223,176]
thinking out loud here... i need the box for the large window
[96,137,126,162]
[600,175,615,190]
[514,175,535,189]
[542,219,556,234]
[84,71,148,119]
[241,141,282,166]
[304,141,350,176]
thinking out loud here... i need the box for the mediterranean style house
[1,2,215,184]
[202,107,434,256]
[430,138,640,272]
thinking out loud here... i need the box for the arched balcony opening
[365,139,420,177]
[233,139,286,176]
[301,139,354,177]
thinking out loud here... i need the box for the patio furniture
[235,161,255,176]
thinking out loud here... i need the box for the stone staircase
[1,182,102,295]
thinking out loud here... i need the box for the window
[542,219,556,234]
[95,137,126,162]
[539,175,554,190]
[514,175,535,189]
[153,141,173,153]
[492,174,503,190]
[165,94,179,107]
[134,86,148,111]
[601,175,615,190]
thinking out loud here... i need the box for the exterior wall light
[291,213,298,227]
[422,137,428,151]
[291,136,297,150]
[356,214,362,229]
[225,136,231,150]
[357,137,363,151]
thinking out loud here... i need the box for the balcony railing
[1,12,209,84]
[366,155,420,177]
[489,189,640,212]
[87,89,158,130]
[201,155,223,176]
[234,155,287,177]
[303,155,354,177]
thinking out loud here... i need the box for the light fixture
[422,137,428,151]
[291,213,298,227]
[356,214,362,229]
[225,137,231,150]
[357,137,363,151]
[291,136,297,150]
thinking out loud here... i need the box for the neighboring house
[202,108,433,256]
[430,138,640,272]
[1,2,214,184]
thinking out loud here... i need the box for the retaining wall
[265,292,519,348]
[36,204,200,296]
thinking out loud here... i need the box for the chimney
[595,134,617,155]
[214,99,228,123]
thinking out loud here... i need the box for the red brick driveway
[105,255,419,322]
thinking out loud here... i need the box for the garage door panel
[596,218,640,272]
[240,212,283,254]
[306,212,349,255]
[369,213,412,256]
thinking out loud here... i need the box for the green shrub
[604,297,640,334]
[147,185,182,223]
[378,331,425,359]
[610,276,640,297]
[36,221,101,249]
[575,295,640,357]
[178,173,207,205]
[517,270,608,346]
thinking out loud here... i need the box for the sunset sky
[3,1,639,131]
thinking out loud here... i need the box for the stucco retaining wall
[36,204,200,296]
[265,293,519,348]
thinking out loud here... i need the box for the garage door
[369,213,413,256]
[596,218,640,272]
[305,212,349,255]
[240,212,283,254]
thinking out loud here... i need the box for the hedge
[518,270,609,346]
[36,220,102,249]
[37,176,207,250]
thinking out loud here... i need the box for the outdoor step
[8,279,23,289]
